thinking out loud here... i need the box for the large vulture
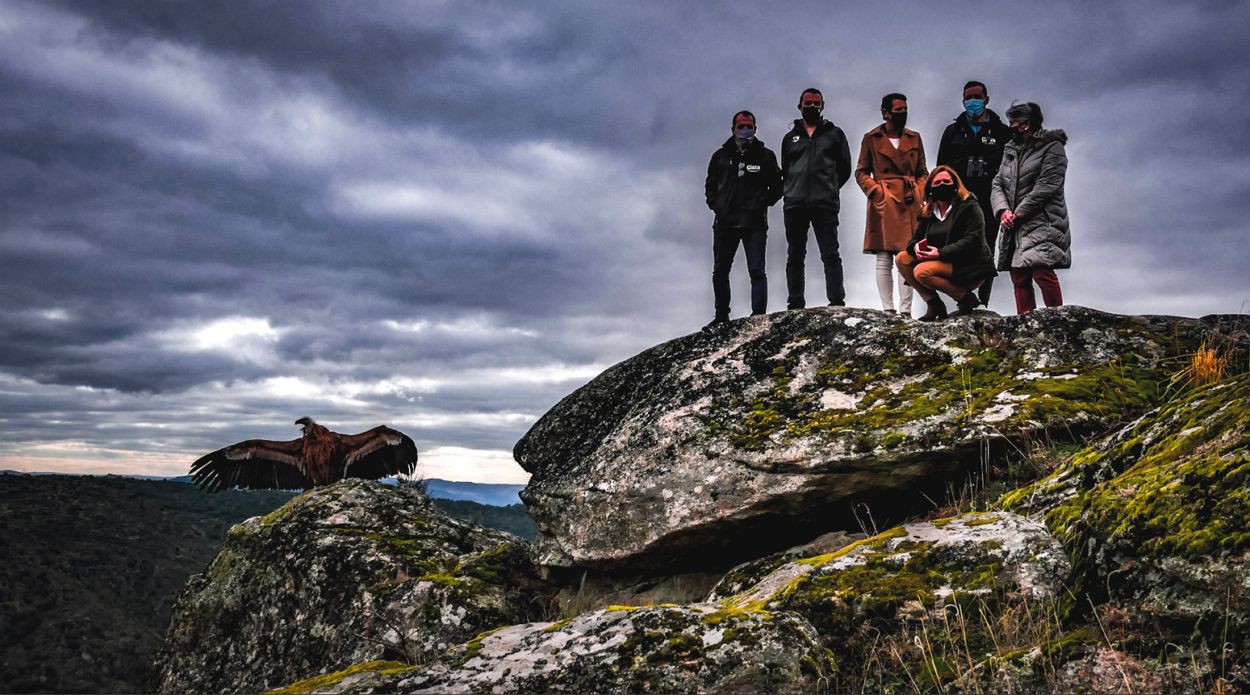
[190,417,418,492]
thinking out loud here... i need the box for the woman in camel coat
[856,93,929,316]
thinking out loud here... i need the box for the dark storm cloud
[2,0,1249,481]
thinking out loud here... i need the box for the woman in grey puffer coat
[991,102,1070,314]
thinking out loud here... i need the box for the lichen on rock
[156,480,555,694]
[274,604,833,694]
[517,306,1217,572]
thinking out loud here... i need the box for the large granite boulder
[517,306,1223,571]
[156,480,555,694]
[271,604,832,694]
[1001,370,1250,645]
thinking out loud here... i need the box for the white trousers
[875,252,913,314]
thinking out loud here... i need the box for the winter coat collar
[789,118,835,136]
[869,123,920,141]
[720,135,767,153]
[951,108,1005,127]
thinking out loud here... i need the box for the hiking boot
[952,292,980,317]
[702,316,730,331]
[918,297,948,322]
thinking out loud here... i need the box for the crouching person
[895,166,996,321]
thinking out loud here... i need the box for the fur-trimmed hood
[1035,128,1068,145]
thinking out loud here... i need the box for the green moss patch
[1023,374,1250,562]
[264,660,418,695]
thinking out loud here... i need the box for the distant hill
[0,472,535,694]
[6,471,527,507]
[422,478,525,506]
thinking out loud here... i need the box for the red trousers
[1010,268,1062,314]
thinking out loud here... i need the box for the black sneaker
[702,316,729,331]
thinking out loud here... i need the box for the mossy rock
[157,480,556,694]
[316,604,833,694]
[1002,373,1250,644]
[723,512,1068,682]
[517,306,1229,573]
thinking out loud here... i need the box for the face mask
[889,111,908,130]
[930,184,957,202]
[735,125,756,141]
[1012,126,1029,143]
[963,98,985,119]
[801,106,822,125]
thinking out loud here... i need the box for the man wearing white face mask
[937,80,1011,307]
[703,110,782,329]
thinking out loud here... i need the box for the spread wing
[339,426,419,481]
[189,438,310,492]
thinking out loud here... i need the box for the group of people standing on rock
[703,82,1071,327]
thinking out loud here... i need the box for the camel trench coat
[855,125,929,253]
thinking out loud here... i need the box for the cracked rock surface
[517,306,1224,572]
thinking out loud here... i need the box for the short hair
[881,92,907,111]
[963,81,988,97]
[1006,101,1044,130]
[732,110,756,127]
[798,87,824,103]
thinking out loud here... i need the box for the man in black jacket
[703,110,782,328]
[936,80,1012,305]
[781,87,853,309]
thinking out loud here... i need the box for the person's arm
[990,160,1009,219]
[836,128,852,189]
[935,124,954,168]
[854,135,879,198]
[764,149,783,207]
[906,219,928,257]
[1013,143,1068,221]
[937,203,986,260]
[913,133,929,193]
[705,152,719,211]
[779,132,790,182]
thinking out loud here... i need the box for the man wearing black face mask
[779,88,853,309]
[703,110,782,328]
[936,80,1011,307]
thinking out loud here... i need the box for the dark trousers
[1010,268,1063,314]
[712,226,767,319]
[977,199,998,305]
[783,206,845,308]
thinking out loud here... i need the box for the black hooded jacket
[780,118,853,211]
[935,109,1012,200]
[704,136,782,230]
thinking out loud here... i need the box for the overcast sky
[2,1,1248,484]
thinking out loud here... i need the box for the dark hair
[881,92,907,111]
[732,110,756,127]
[963,81,987,97]
[1006,101,1044,130]
[798,87,823,104]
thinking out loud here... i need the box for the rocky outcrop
[272,604,832,694]
[1001,371,1250,644]
[517,306,1222,572]
[722,511,1067,637]
[156,480,555,694]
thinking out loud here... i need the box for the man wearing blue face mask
[936,81,1012,307]
[703,110,782,329]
